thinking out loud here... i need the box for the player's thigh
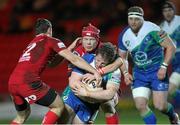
[132,87,150,109]
[132,87,151,100]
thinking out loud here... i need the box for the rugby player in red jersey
[8,18,101,124]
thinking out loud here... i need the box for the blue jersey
[160,15,180,73]
[118,21,165,72]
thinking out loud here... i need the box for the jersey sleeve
[49,37,66,53]
[107,69,121,85]
[118,27,128,52]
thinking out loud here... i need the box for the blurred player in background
[61,42,121,124]
[160,1,180,109]
[8,18,101,124]
[118,6,179,124]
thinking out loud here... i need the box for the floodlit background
[0,0,179,124]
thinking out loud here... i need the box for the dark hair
[35,18,52,35]
[96,42,117,64]
[162,1,176,11]
[128,6,144,16]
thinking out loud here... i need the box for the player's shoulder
[119,26,130,37]
[111,68,121,75]
[47,36,61,42]
[82,53,95,63]
[175,15,180,19]
[118,26,131,43]
[73,45,85,56]
[174,15,180,24]
[144,21,160,31]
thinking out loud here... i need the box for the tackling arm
[59,49,101,83]
[100,57,123,74]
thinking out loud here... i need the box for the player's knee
[50,96,64,115]
[153,101,166,111]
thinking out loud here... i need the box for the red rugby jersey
[9,34,66,84]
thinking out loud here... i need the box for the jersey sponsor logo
[135,51,152,66]
[19,43,36,62]
[57,42,65,48]
[135,51,147,62]
[25,94,37,103]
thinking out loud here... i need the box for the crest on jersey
[125,40,130,47]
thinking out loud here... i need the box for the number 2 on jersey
[19,43,36,62]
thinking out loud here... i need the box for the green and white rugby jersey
[118,21,166,71]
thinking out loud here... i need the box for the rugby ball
[85,80,98,90]
[79,80,103,103]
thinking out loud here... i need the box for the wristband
[123,70,128,76]
[160,65,167,70]
[162,62,168,67]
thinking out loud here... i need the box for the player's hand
[157,67,167,80]
[72,84,89,97]
[124,73,133,85]
[72,37,82,48]
[93,72,102,87]
[68,37,82,51]
[82,73,96,84]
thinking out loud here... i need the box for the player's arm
[73,80,119,101]
[59,49,101,83]
[67,37,82,52]
[99,57,123,74]
[157,31,176,80]
[47,54,64,67]
[119,49,133,85]
[160,35,176,66]
[87,82,119,101]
